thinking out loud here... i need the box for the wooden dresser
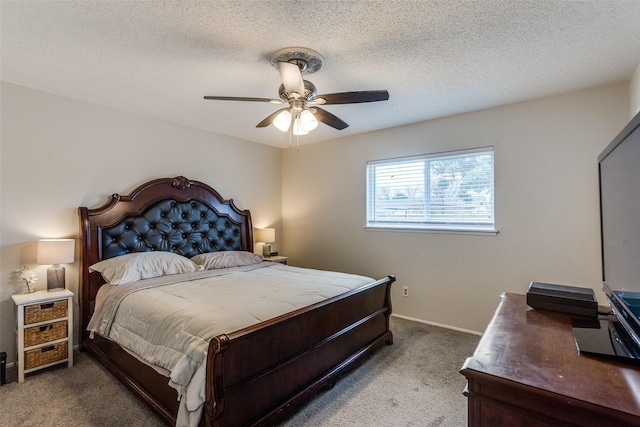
[460,293,640,426]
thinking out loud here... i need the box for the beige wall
[282,82,630,334]
[0,82,282,360]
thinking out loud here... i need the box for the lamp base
[262,243,271,257]
[47,264,65,291]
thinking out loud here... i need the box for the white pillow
[89,252,201,284]
[191,251,263,270]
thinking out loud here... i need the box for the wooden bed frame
[78,176,395,427]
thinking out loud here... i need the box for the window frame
[365,147,496,234]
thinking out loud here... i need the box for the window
[366,147,494,232]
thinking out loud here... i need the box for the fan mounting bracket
[271,47,324,75]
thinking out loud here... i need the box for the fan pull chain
[288,110,295,149]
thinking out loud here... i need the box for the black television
[573,110,640,362]
[600,110,640,347]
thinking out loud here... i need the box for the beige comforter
[87,262,374,415]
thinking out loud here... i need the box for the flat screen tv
[573,111,640,362]
[592,110,640,360]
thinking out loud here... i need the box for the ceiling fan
[204,47,389,136]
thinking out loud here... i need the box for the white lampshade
[292,116,308,135]
[255,228,275,243]
[37,239,75,265]
[273,110,291,132]
[299,110,318,132]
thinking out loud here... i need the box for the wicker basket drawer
[24,299,67,325]
[24,341,68,370]
[24,320,67,347]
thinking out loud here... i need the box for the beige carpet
[0,317,479,426]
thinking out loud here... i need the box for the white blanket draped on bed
[87,261,374,422]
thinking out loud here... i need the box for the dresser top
[461,292,640,417]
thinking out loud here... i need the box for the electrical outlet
[402,286,409,297]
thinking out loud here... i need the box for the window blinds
[366,147,494,231]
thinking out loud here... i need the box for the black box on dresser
[526,281,598,318]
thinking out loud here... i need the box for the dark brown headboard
[77,176,253,346]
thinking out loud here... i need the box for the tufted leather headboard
[78,176,253,345]
[101,199,245,259]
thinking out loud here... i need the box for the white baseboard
[391,313,483,336]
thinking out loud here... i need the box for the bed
[78,176,395,427]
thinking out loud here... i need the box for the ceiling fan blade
[313,107,349,130]
[313,90,389,105]
[204,96,281,103]
[256,108,289,128]
[277,61,305,98]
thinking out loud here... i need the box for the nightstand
[264,255,289,265]
[11,290,73,382]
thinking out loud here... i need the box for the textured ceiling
[2,1,640,148]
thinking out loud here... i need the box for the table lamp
[37,239,75,291]
[255,228,275,257]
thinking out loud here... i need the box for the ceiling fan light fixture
[273,110,291,132]
[299,109,318,132]
[273,109,313,135]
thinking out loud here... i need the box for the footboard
[205,275,395,427]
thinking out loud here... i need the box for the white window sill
[364,224,498,236]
